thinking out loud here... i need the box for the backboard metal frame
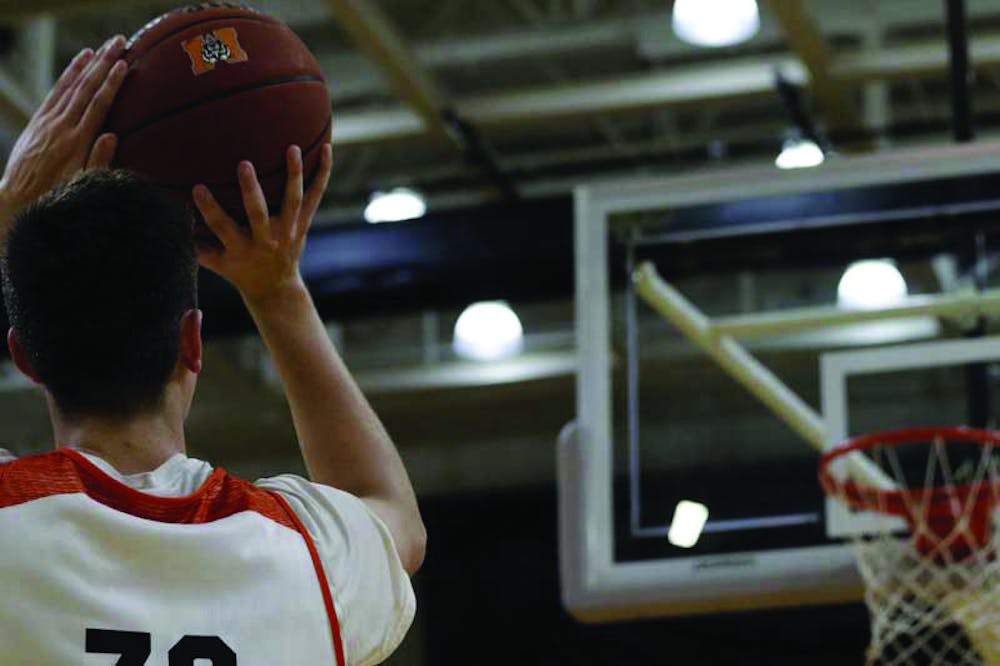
[563,139,1000,622]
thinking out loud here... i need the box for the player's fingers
[79,59,127,137]
[280,145,303,241]
[237,161,271,242]
[85,133,117,170]
[193,185,244,250]
[52,43,106,117]
[39,48,93,115]
[56,43,108,119]
[54,39,111,115]
[299,143,332,239]
[61,35,125,122]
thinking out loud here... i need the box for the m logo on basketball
[182,27,248,76]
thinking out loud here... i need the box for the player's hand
[0,35,127,228]
[193,143,333,304]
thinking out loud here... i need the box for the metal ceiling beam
[324,0,457,148]
[334,32,1000,146]
[335,56,808,145]
[4,0,1000,46]
[326,1,1000,102]
[834,32,1000,81]
[768,0,871,150]
[317,13,879,104]
[4,0,998,69]
[324,0,517,199]
[419,15,635,67]
[322,97,1000,222]
[462,57,807,122]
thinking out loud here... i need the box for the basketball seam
[158,114,331,188]
[128,14,278,66]
[116,75,326,140]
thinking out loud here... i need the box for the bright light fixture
[775,138,825,170]
[838,259,909,310]
[453,301,524,362]
[364,188,427,224]
[672,0,760,47]
[668,500,709,548]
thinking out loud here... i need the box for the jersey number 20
[87,628,236,665]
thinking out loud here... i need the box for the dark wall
[416,484,871,665]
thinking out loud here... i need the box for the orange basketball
[105,3,332,222]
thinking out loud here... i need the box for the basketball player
[0,36,424,665]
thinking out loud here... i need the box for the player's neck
[51,410,187,476]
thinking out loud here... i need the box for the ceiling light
[775,138,825,170]
[668,500,710,548]
[364,188,427,224]
[838,259,909,310]
[672,0,761,48]
[453,301,524,362]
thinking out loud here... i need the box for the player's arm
[194,146,427,575]
[0,36,126,235]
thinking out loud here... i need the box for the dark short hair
[2,170,197,419]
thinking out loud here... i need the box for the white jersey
[0,447,415,666]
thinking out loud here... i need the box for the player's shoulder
[254,474,397,554]
[254,473,364,517]
[257,474,416,665]
[255,474,367,532]
[197,467,303,528]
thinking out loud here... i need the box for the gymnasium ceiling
[0,1,994,491]
[0,0,998,222]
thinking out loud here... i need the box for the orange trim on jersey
[271,491,347,666]
[0,449,296,531]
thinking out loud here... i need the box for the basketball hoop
[820,427,1000,665]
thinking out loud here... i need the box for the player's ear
[7,328,39,383]
[178,309,203,375]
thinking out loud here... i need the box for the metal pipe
[624,238,642,535]
[711,289,1000,339]
[967,231,994,428]
[775,72,828,150]
[633,262,896,492]
[944,0,991,427]
[442,108,520,201]
[946,0,975,142]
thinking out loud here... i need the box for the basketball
[105,3,331,222]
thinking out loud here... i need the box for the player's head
[2,169,200,421]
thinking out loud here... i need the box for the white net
[821,430,1000,666]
